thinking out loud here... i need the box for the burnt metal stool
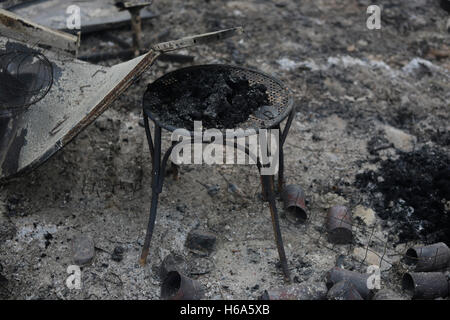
[139,64,295,281]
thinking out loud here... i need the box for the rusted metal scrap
[159,253,188,281]
[326,205,353,244]
[281,184,307,223]
[404,242,450,272]
[402,272,450,299]
[160,271,204,300]
[327,280,363,300]
[326,267,373,300]
[0,13,244,182]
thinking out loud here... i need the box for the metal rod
[158,142,179,192]
[139,124,162,265]
[276,124,284,193]
[277,108,295,194]
[260,176,268,201]
[129,8,143,57]
[281,107,295,146]
[262,174,290,282]
[143,112,154,159]
[170,141,180,181]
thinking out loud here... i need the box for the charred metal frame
[0,27,243,182]
[139,102,295,282]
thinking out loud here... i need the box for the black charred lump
[145,69,271,130]
[111,246,125,262]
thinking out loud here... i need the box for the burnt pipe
[356,146,450,245]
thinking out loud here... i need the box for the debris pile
[145,68,270,130]
[356,146,450,244]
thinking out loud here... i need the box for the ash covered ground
[0,0,449,300]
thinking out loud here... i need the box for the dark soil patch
[356,146,450,245]
[441,0,450,13]
[145,68,270,130]
[432,129,450,147]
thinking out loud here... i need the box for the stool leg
[140,124,162,265]
[143,113,154,160]
[261,174,291,282]
[274,124,284,194]
[278,108,295,194]
[278,142,284,193]
[260,176,268,201]
[170,141,179,181]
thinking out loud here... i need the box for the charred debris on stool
[145,68,270,130]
